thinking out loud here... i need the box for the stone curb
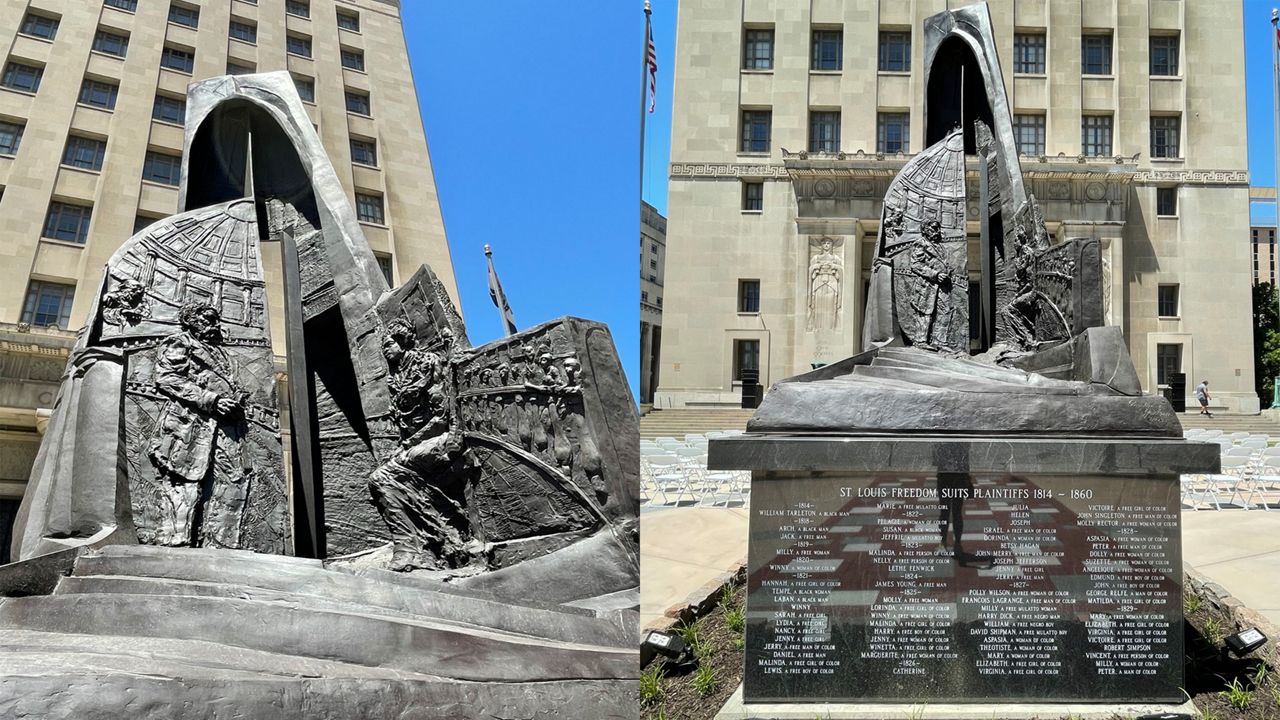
[641,555,748,639]
[1184,561,1280,667]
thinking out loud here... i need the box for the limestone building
[0,0,456,561]
[656,0,1256,415]
[641,200,665,403]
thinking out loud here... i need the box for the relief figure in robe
[903,220,955,350]
[807,238,843,332]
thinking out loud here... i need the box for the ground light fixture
[1224,627,1268,657]
[640,629,690,667]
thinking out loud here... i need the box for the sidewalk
[639,506,1280,631]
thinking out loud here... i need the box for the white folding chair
[1201,455,1252,510]
[1243,447,1280,511]
[644,455,691,506]
[1229,432,1251,442]
[1200,429,1224,439]
[1240,438,1269,451]
[684,433,706,443]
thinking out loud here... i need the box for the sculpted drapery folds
[904,220,956,351]
[807,238,843,332]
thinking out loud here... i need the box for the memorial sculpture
[710,3,1217,712]
[0,72,637,719]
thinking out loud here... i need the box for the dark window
[287,34,312,58]
[743,181,763,211]
[350,138,377,166]
[0,121,24,155]
[1158,285,1179,317]
[732,339,760,381]
[104,0,138,11]
[341,48,365,71]
[641,290,648,302]
[168,4,199,28]
[134,214,160,233]
[1150,35,1179,76]
[743,28,774,70]
[1081,115,1112,156]
[1013,114,1045,156]
[811,29,843,71]
[294,76,315,102]
[740,110,771,153]
[1083,33,1112,75]
[337,10,360,32]
[355,192,384,224]
[229,20,257,43]
[809,110,840,153]
[878,31,910,72]
[1151,116,1180,158]
[345,90,370,115]
[161,46,195,73]
[21,280,76,328]
[62,136,107,171]
[2,63,44,93]
[286,0,310,18]
[1156,343,1181,386]
[227,62,255,75]
[153,94,186,123]
[92,29,129,57]
[1156,186,1177,216]
[1013,33,1046,74]
[738,279,760,313]
[649,259,657,269]
[20,13,60,40]
[0,498,21,565]
[143,151,182,186]
[877,112,910,153]
[78,79,119,110]
[375,254,392,284]
[42,202,93,244]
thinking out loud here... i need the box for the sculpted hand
[215,396,239,416]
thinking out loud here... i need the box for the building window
[337,10,361,32]
[651,243,658,253]
[43,202,93,244]
[1158,284,1179,317]
[1081,115,1112,156]
[2,63,45,93]
[229,20,257,43]
[1156,186,1177,216]
[0,121,24,155]
[1082,33,1113,75]
[1151,116,1180,158]
[743,28,774,70]
[21,281,76,329]
[341,48,365,71]
[1013,32,1046,74]
[1150,35,1179,76]
[350,138,377,166]
[345,90,371,115]
[286,0,310,18]
[62,135,107,171]
[294,76,315,102]
[743,180,763,211]
[168,3,199,28]
[227,61,255,76]
[808,110,840,153]
[143,151,182,186]
[161,46,195,74]
[92,29,130,57]
[641,290,649,303]
[878,31,910,72]
[738,279,760,313]
[877,112,910,154]
[375,254,392,285]
[355,192,384,224]
[811,29,843,71]
[105,0,138,11]
[1013,114,1045,156]
[740,110,771,153]
[287,34,313,58]
[649,259,658,270]
[1155,343,1181,386]
[78,79,119,110]
[20,13,60,40]
[134,214,160,234]
[733,339,760,381]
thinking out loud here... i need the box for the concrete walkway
[640,505,1280,631]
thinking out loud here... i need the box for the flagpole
[484,244,515,337]
[640,0,652,212]
[1272,10,1280,333]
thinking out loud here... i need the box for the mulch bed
[640,580,1280,720]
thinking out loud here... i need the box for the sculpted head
[178,303,223,342]
[382,319,416,364]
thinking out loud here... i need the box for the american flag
[646,15,658,113]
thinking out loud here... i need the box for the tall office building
[0,0,457,559]
[640,200,665,404]
[657,0,1256,414]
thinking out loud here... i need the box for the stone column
[639,322,652,402]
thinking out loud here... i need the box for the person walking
[1196,379,1212,417]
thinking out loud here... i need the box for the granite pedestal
[708,435,1219,705]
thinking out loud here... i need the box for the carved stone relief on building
[807,237,844,332]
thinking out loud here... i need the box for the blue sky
[643,1,678,215]
[403,5,642,395]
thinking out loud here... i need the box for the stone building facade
[656,0,1257,414]
[0,0,456,561]
[641,200,665,403]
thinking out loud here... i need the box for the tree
[1253,282,1280,409]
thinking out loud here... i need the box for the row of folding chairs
[640,431,749,508]
[1181,444,1280,511]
